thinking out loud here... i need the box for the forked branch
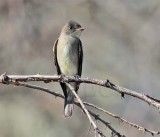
[0,74,160,112]
[0,73,160,136]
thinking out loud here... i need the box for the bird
[53,20,84,118]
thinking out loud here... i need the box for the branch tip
[1,72,10,84]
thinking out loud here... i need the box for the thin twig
[65,83,104,137]
[83,102,160,136]
[88,110,125,137]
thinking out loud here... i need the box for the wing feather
[78,40,83,76]
[53,39,61,75]
[53,39,67,97]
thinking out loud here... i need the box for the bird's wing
[75,39,83,92]
[78,39,83,76]
[53,39,67,97]
[53,39,61,75]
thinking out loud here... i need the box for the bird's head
[61,20,84,38]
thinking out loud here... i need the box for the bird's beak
[76,27,84,31]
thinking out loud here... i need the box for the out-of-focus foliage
[0,0,160,137]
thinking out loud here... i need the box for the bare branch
[84,102,160,136]
[2,79,125,137]
[0,74,160,112]
[88,110,125,137]
[1,73,160,136]
[65,83,105,137]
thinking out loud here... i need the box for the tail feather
[64,93,74,118]
[64,103,74,118]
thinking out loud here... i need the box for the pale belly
[57,36,79,75]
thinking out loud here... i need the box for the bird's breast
[57,36,79,75]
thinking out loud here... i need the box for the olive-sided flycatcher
[53,20,84,117]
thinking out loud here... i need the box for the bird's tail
[64,91,74,118]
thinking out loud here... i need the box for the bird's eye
[69,26,73,30]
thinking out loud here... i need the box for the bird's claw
[60,74,65,78]
[60,74,68,83]
[74,75,80,80]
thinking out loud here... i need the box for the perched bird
[53,20,84,117]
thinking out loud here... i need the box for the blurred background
[0,0,160,136]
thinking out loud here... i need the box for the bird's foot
[60,74,65,78]
[59,74,67,83]
[74,75,80,80]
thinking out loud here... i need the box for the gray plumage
[53,20,83,117]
